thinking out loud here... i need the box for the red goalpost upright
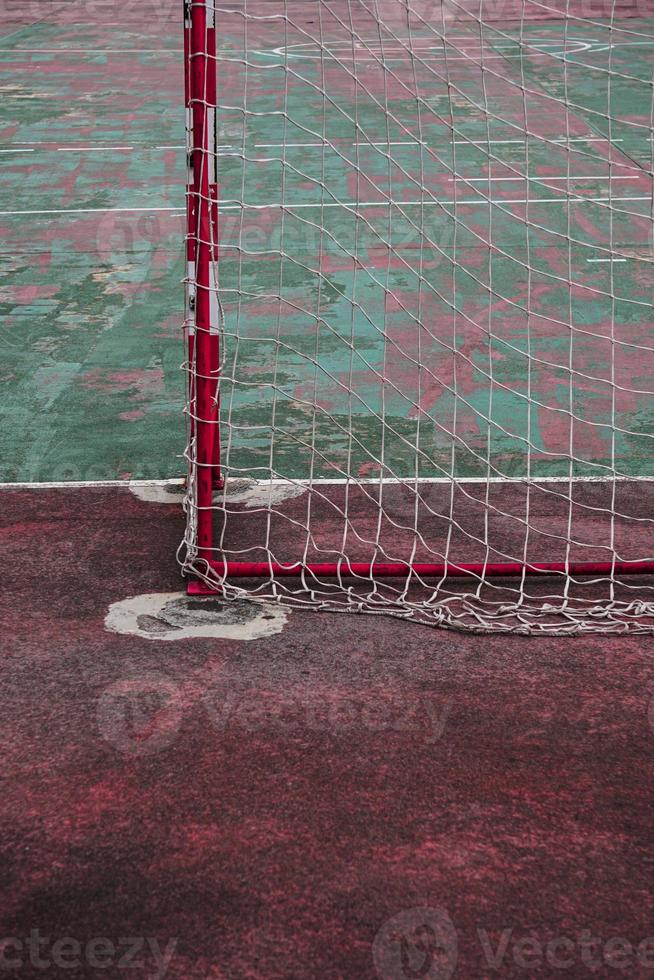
[184,0,221,565]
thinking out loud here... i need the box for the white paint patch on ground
[128,479,185,504]
[127,478,306,507]
[217,478,307,508]
[105,592,289,641]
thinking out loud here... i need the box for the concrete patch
[105,592,288,641]
[218,478,307,509]
[127,479,306,508]
[128,479,185,503]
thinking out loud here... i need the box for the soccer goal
[180,0,654,632]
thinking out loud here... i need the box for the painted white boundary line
[255,138,629,147]
[6,194,648,217]
[0,206,187,216]
[2,476,654,490]
[0,48,177,53]
[56,145,135,152]
[6,137,653,155]
[449,175,640,182]
[5,137,646,153]
[0,479,185,490]
[216,196,651,210]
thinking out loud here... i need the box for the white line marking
[15,141,138,145]
[270,37,654,60]
[313,53,640,63]
[3,475,654,490]
[1,144,187,153]
[245,476,654,487]
[0,206,186,216]
[3,138,636,154]
[255,137,627,149]
[215,196,651,211]
[472,137,623,145]
[56,145,135,152]
[450,175,640,182]
[587,257,628,262]
[3,195,650,217]
[0,48,176,53]
[0,479,184,490]
[0,136,640,159]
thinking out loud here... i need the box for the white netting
[181,0,654,633]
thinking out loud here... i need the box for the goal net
[181,0,654,633]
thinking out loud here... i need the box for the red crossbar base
[187,558,654,594]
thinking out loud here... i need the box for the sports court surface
[2,0,654,976]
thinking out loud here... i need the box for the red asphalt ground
[2,1,654,976]
[2,485,654,978]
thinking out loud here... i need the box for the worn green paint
[0,16,652,482]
